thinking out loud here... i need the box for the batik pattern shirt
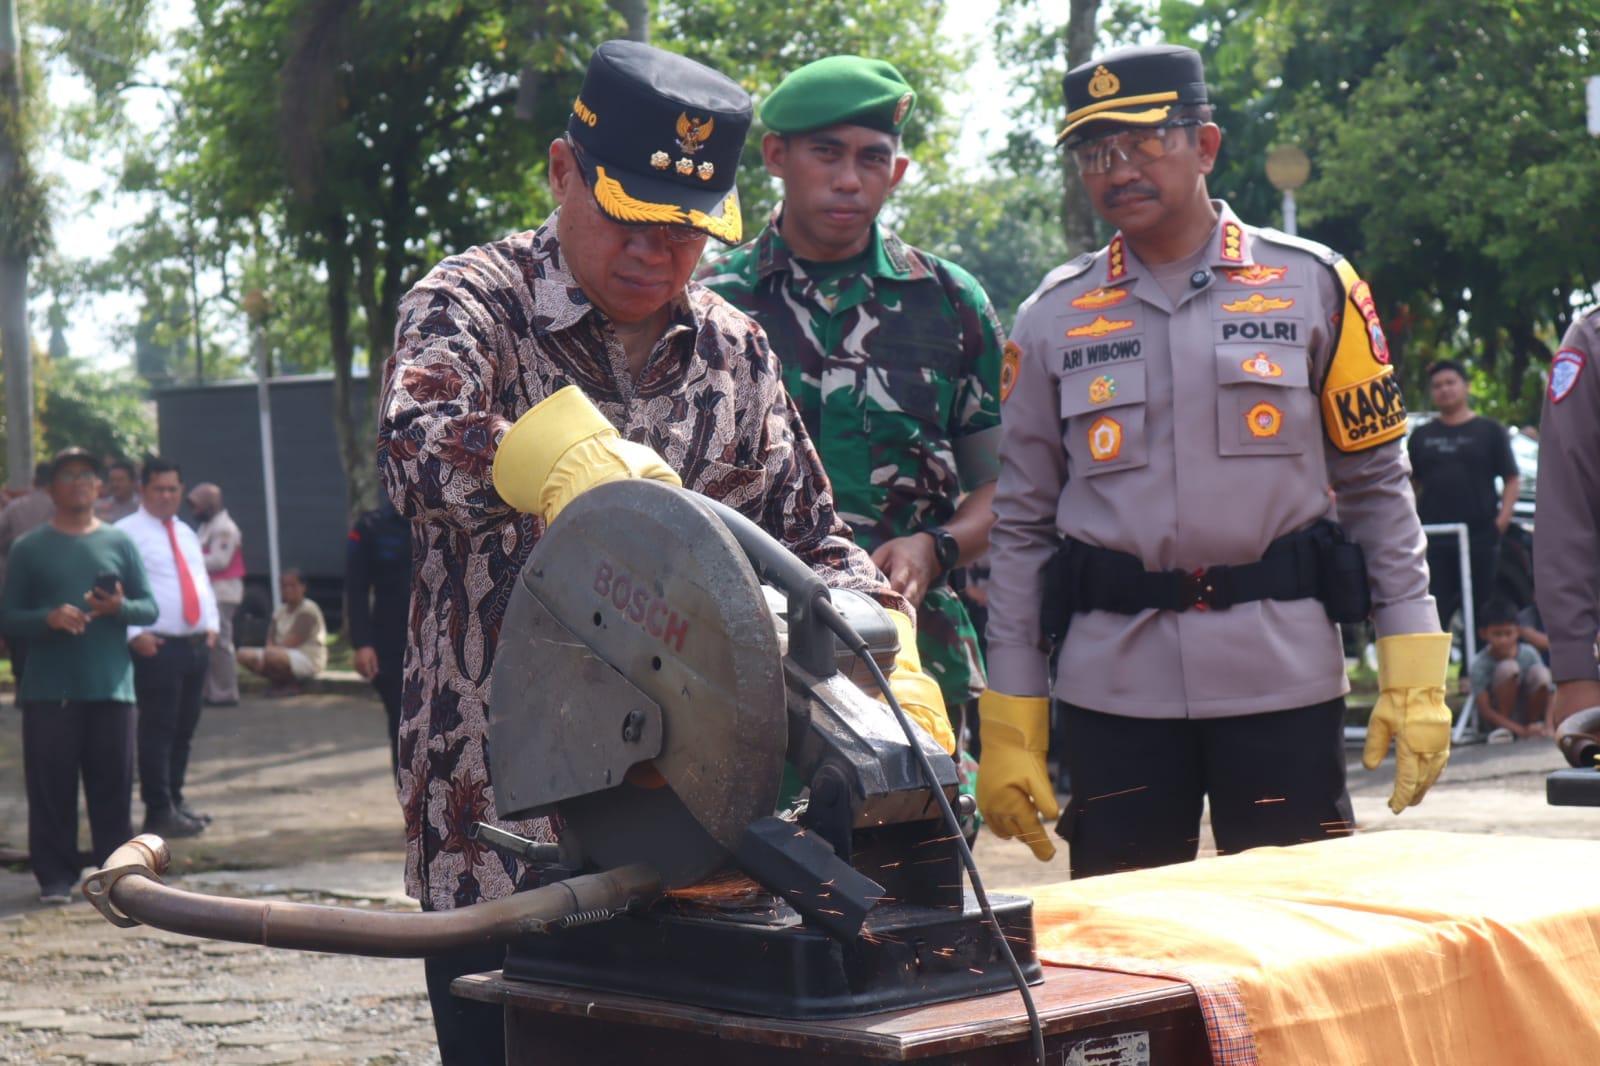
[699,215,1005,704]
[379,212,908,911]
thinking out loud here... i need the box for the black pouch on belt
[1313,521,1373,625]
[1039,538,1079,647]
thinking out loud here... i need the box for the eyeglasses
[566,137,705,245]
[1072,120,1202,176]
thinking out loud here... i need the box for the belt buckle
[1180,566,1233,612]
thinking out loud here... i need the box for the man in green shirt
[1,448,157,904]
[698,56,1006,762]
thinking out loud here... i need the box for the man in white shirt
[188,482,244,707]
[116,458,220,838]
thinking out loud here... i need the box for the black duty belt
[1041,519,1371,641]
[153,632,209,646]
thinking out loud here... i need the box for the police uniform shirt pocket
[1214,343,1312,457]
[1059,362,1149,477]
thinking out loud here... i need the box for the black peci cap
[567,41,753,243]
[1059,44,1209,146]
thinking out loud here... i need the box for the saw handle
[697,495,838,678]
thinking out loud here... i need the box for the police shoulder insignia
[1000,341,1022,403]
[1106,235,1127,283]
[1322,259,1406,452]
[1220,221,1244,263]
[1550,348,1586,404]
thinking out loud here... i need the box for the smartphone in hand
[93,571,120,597]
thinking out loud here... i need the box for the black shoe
[175,801,213,825]
[142,808,206,839]
[38,884,73,905]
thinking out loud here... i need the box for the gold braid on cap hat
[593,166,690,225]
[688,194,741,243]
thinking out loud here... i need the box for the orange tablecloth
[1024,831,1600,1065]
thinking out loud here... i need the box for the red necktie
[165,517,202,626]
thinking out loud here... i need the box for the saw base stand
[503,886,1039,1020]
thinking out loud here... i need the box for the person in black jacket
[345,496,412,775]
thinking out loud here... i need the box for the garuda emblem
[676,113,715,155]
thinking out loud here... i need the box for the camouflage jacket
[699,211,1006,703]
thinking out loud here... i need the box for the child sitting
[1468,598,1554,741]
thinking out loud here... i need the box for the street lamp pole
[1264,145,1311,237]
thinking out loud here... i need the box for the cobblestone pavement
[0,690,441,1065]
[2,682,1597,1063]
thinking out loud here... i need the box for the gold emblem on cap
[893,92,913,126]
[1087,66,1121,99]
[675,112,715,155]
[650,151,670,170]
[675,157,694,175]
[697,161,715,181]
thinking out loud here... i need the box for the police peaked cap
[1059,44,1209,146]
[567,41,752,243]
[759,55,917,136]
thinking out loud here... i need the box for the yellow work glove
[976,691,1059,861]
[881,609,956,755]
[492,385,680,524]
[1362,632,1453,815]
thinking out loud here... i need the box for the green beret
[760,55,916,136]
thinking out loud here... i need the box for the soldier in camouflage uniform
[698,57,1006,744]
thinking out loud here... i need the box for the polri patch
[1000,341,1021,403]
[1246,401,1283,438]
[1550,348,1585,403]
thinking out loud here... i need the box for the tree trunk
[0,0,34,490]
[324,216,370,524]
[608,0,649,42]
[1058,0,1100,256]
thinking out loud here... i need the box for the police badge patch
[1550,348,1585,404]
[1000,340,1021,402]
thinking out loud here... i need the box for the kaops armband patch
[1322,260,1406,451]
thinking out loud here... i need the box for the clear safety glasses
[1072,120,1203,176]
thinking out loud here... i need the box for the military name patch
[1550,348,1586,403]
[1000,340,1021,403]
[1071,287,1130,311]
[1222,321,1297,343]
[1224,263,1288,286]
[1246,401,1283,438]
[1088,415,1123,461]
[1222,293,1295,314]
[1241,354,1283,379]
[1067,315,1134,339]
[1325,370,1406,450]
[1063,338,1141,371]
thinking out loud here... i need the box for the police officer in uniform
[1534,305,1600,732]
[979,44,1450,874]
[699,56,1005,759]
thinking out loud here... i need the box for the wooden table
[455,965,1210,1065]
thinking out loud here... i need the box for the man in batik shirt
[379,41,950,1064]
[699,56,1006,743]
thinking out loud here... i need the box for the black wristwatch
[919,526,961,575]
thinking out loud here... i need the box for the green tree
[174,0,621,513]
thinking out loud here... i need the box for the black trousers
[134,636,210,814]
[22,700,136,891]
[1427,524,1500,632]
[1057,699,1354,879]
[375,636,405,777]
[421,912,507,1065]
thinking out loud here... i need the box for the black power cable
[814,595,1047,1066]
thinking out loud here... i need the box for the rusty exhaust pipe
[83,835,660,957]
